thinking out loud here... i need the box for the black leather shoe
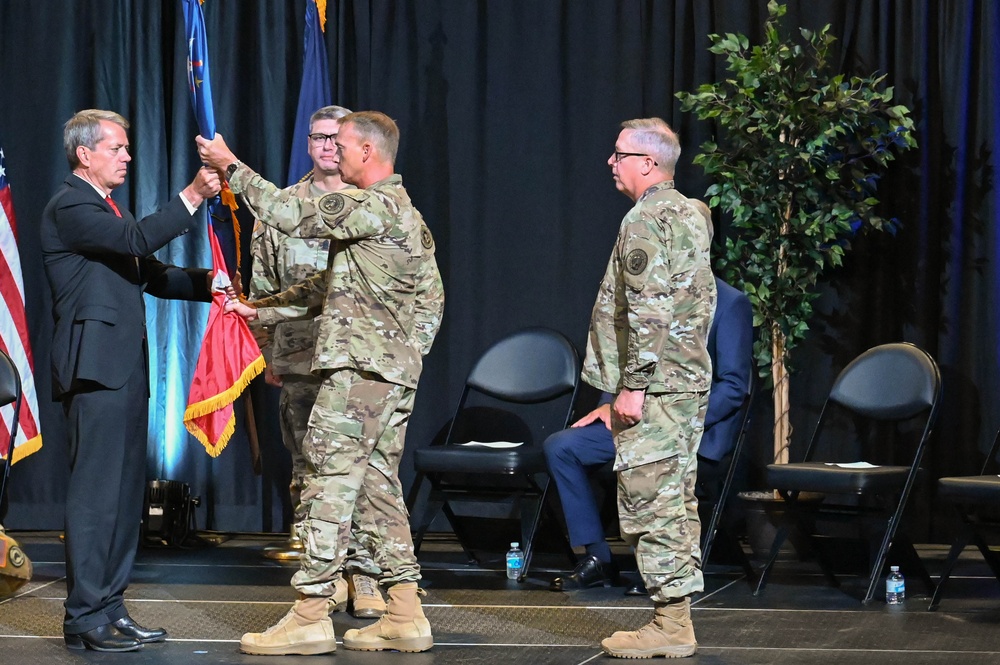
[64,624,142,652]
[112,615,168,643]
[549,554,618,591]
[625,581,648,596]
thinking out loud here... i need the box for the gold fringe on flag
[182,354,265,457]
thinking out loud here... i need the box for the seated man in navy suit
[546,206,753,591]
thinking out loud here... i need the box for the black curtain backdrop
[1,0,997,543]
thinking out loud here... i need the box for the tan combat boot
[601,597,697,659]
[342,582,433,652]
[240,595,338,655]
[328,576,349,614]
[349,572,387,618]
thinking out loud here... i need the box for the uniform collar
[636,179,675,204]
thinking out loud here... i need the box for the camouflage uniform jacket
[248,178,331,377]
[582,180,716,396]
[231,165,445,389]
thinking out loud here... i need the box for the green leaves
[677,1,915,381]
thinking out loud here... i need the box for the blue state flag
[183,0,237,271]
[287,0,333,186]
[183,0,217,139]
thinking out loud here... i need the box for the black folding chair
[407,327,580,581]
[928,428,1000,610]
[0,348,24,512]
[754,342,942,605]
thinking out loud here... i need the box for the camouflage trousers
[291,369,420,597]
[614,391,708,602]
[280,375,379,576]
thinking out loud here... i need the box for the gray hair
[64,109,128,169]
[309,105,353,128]
[340,111,400,164]
[620,117,681,175]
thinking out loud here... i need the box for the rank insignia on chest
[318,193,345,216]
[625,248,649,275]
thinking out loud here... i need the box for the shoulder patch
[625,247,649,275]
[420,225,434,250]
[318,193,345,216]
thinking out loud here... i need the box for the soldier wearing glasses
[584,118,716,659]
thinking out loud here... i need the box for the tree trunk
[771,325,791,465]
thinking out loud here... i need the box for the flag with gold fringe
[182,0,264,456]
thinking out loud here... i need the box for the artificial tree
[676,1,915,465]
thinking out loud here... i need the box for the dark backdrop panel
[0,0,997,543]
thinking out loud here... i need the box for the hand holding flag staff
[182,0,265,456]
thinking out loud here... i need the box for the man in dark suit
[40,109,221,652]
[546,207,753,592]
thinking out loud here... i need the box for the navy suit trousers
[542,423,615,549]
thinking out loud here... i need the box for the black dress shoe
[113,615,168,643]
[625,581,648,596]
[549,554,618,591]
[64,624,142,652]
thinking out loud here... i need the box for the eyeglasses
[612,151,658,166]
[308,133,338,145]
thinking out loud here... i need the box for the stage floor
[1,532,998,664]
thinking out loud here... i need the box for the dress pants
[542,423,615,549]
[543,421,733,554]
[63,354,149,634]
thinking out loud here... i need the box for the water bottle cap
[511,542,519,548]
[890,565,899,571]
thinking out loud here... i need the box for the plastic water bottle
[886,565,905,604]
[506,542,525,579]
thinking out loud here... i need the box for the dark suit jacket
[700,277,754,461]
[40,175,212,398]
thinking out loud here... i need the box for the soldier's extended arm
[229,165,389,240]
[248,224,282,354]
[253,271,328,327]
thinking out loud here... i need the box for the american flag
[0,145,42,463]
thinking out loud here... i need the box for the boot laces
[353,574,380,599]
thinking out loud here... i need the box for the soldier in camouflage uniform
[249,105,386,620]
[197,111,443,655]
[583,118,716,659]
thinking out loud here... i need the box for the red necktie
[105,195,122,217]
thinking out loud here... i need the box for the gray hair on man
[341,111,400,164]
[64,109,128,169]
[310,105,353,127]
[620,117,681,175]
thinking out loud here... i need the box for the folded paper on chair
[458,441,524,449]
[824,461,878,468]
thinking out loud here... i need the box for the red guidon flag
[183,213,263,455]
